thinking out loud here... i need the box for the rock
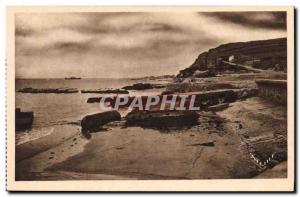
[243,135,249,139]
[206,103,229,112]
[125,110,199,128]
[238,124,243,129]
[81,111,121,137]
[15,108,34,131]
[18,87,78,94]
[65,76,81,80]
[81,89,129,94]
[131,75,175,81]
[188,141,215,147]
[86,97,114,103]
[122,83,165,90]
[87,97,101,103]
[179,89,238,109]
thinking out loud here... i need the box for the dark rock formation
[81,111,121,138]
[64,76,81,80]
[178,89,238,109]
[18,87,78,94]
[131,75,175,81]
[206,103,229,112]
[177,38,287,78]
[122,83,165,90]
[125,110,199,128]
[87,97,104,103]
[15,108,34,131]
[188,141,215,147]
[81,89,129,94]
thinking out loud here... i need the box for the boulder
[86,97,114,103]
[87,97,102,103]
[81,111,121,138]
[15,108,34,131]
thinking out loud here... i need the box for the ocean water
[15,78,165,144]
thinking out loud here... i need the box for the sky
[15,11,287,78]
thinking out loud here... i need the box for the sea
[15,78,167,145]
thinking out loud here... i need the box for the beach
[15,73,287,180]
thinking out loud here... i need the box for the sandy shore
[16,124,89,180]
[16,96,287,180]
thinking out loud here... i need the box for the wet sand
[16,124,89,180]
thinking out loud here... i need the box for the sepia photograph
[6,6,294,191]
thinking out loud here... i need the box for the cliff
[177,38,287,78]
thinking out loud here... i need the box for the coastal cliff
[177,38,287,78]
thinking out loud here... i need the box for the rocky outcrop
[64,76,81,80]
[81,111,121,138]
[122,83,165,90]
[178,90,238,109]
[15,108,34,131]
[18,87,78,94]
[131,75,175,81]
[87,97,105,103]
[177,38,287,78]
[81,89,129,94]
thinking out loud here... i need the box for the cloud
[15,12,287,78]
[201,12,286,30]
[15,12,218,54]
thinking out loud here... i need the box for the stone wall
[255,79,287,105]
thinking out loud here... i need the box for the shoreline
[15,71,287,180]
[16,97,287,180]
[15,124,89,180]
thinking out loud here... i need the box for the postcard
[6,6,294,191]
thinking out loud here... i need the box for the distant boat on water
[64,76,81,80]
